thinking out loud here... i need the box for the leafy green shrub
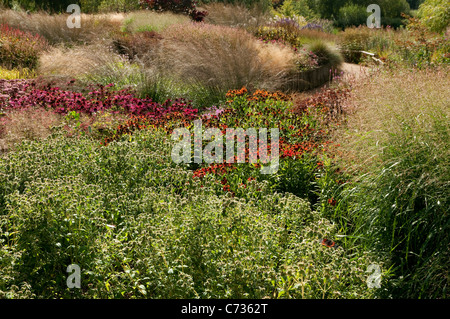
[140,0,208,21]
[417,0,450,33]
[98,0,140,12]
[336,4,368,28]
[200,0,272,11]
[338,26,375,63]
[0,129,378,298]
[276,0,318,20]
[395,15,450,67]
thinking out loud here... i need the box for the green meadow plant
[0,129,378,298]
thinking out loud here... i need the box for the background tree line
[0,0,447,32]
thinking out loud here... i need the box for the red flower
[328,198,336,206]
[321,238,336,248]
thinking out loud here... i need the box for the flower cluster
[192,163,236,179]
[302,23,324,31]
[0,79,33,106]
[293,87,351,122]
[225,87,291,102]
[273,17,301,30]
[1,82,198,119]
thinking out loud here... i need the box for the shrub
[0,24,48,70]
[200,0,272,11]
[393,15,450,67]
[255,25,303,47]
[276,0,318,20]
[98,0,141,12]
[0,127,378,298]
[140,0,197,14]
[338,26,374,63]
[0,67,36,80]
[336,4,368,29]
[417,0,450,33]
[140,0,208,21]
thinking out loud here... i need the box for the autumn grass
[120,10,190,33]
[329,65,450,298]
[203,2,270,29]
[158,23,298,105]
[0,9,121,45]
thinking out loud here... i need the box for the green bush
[417,0,450,33]
[199,0,272,11]
[338,26,373,63]
[276,0,318,20]
[336,4,368,28]
[98,0,140,12]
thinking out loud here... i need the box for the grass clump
[0,9,121,45]
[120,10,191,33]
[306,40,343,67]
[330,66,450,298]
[158,23,298,106]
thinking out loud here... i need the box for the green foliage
[276,0,318,20]
[200,0,272,12]
[0,0,140,12]
[0,129,377,298]
[407,0,425,9]
[97,0,140,12]
[1,0,77,12]
[307,39,343,66]
[336,4,368,28]
[417,0,450,33]
[338,26,374,63]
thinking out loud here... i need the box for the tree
[313,0,346,19]
[406,0,425,9]
[336,3,367,28]
[418,0,450,33]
